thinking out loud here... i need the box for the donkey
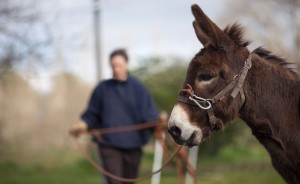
[168,4,300,183]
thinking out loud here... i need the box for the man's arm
[139,83,159,132]
[70,84,102,137]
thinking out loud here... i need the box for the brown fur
[178,4,300,183]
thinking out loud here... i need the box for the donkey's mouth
[169,129,199,147]
[185,131,198,147]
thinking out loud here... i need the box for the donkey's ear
[191,4,225,46]
[193,20,210,46]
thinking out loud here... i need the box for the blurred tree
[198,119,253,156]
[0,70,92,162]
[132,57,187,112]
[221,0,300,69]
[0,0,50,71]
[46,72,92,149]
[0,70,39,159]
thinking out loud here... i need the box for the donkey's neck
[240,53,300,155]
[239,53,300,183]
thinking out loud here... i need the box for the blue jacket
[81,76,158,149]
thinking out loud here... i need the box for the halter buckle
[188,95,212,110]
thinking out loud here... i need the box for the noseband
[177,54,252,130]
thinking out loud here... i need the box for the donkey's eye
[198,74,213,81]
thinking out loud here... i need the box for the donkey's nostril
[169,126,182,138]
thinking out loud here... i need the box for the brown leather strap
[210,80,237,104]
[231,55,252,98]
[177,95,197,106]
[207,108,216,130]
[240,88,245,108]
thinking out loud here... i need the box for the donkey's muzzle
[168,104,203,147]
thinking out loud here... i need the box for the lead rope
[73,137,183,183]
[72,122,199,184]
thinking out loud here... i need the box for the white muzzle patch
[168,104,203,145]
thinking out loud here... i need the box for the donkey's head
[168,4,251,147]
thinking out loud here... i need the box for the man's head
[110,49,129,81]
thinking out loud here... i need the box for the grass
[0,145,285,184]
[0,160,283,184]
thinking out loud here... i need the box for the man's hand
[69,121,88,137]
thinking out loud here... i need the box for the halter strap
[177,90,245,130]
[231,54,252,99]
[177,54,252,130]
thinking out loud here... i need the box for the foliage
[198,119,255,156]
[132,57,188,113]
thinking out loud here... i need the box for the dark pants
[98,145,142,184]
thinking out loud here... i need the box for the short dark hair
[109,49,129,62]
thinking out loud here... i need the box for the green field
[0,145,284,184]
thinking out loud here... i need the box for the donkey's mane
[252,47,290,67]
[223,23,250,47]
[224,23,296,73]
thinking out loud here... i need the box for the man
[70,49,158,184]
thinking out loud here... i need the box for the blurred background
[0,0,299,183]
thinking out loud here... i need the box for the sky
[28,0,227,93]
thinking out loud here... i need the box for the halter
[177,54,252,130]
